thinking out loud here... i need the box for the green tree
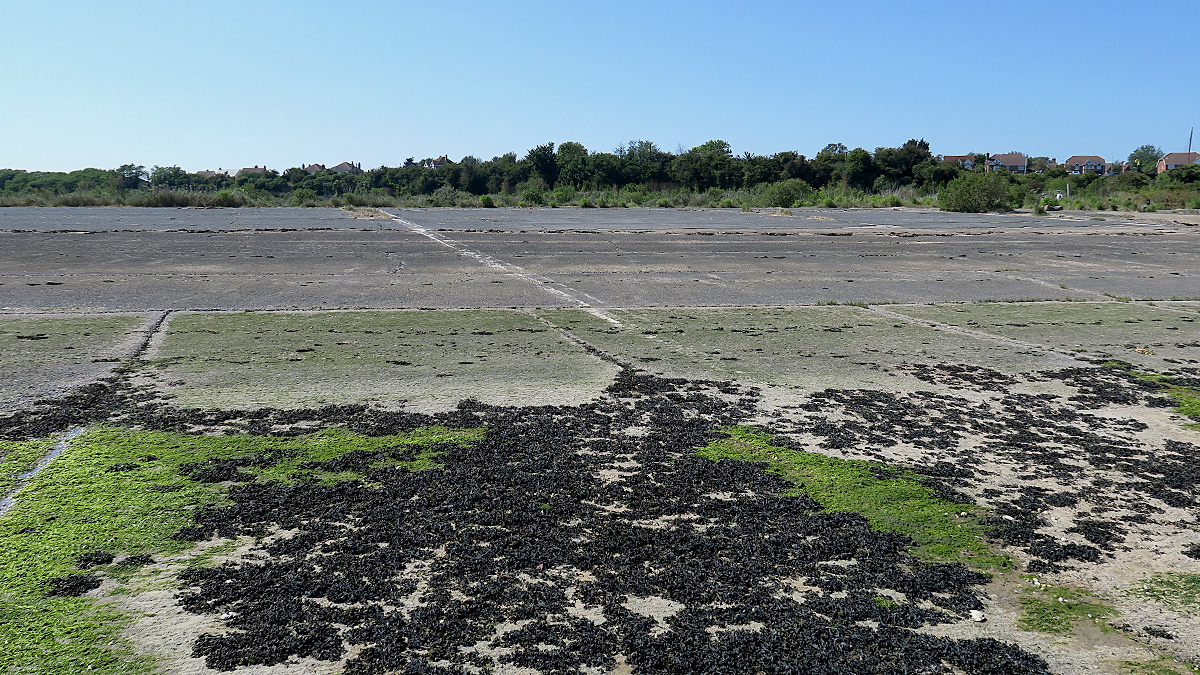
[1128,144,1163,175]
[526,143,558,188]
[556,142,589,188]
[671,140,737,190]
[843,148,878,190]
[113,164,147,190]
[619,140,671,185]
[912,159,960,189]
[811,144,848,188]
[873,139,932,186]
[149,166,189,189]
[587,152,623,188]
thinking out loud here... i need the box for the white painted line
[866,306,1081,363]
[385,213,623,327]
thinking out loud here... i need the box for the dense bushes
[938,173,1014,212]
[760,178,812,207]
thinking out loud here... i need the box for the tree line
[2,139,1196,212]
[0,139,952,198]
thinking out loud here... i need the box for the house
[422,156,452,169]
[235,166,268,178]
[986,153,1028,174]
[1156,152,1200,173]
[943,155,976,169]
[329,161,363,175]
[195,169,232,178]
[1063,155,1106,174]
[303,164,326,174]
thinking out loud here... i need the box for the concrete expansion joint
[525,310,631,370]
[131,309,175,360]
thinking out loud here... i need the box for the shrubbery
[759,178,812,208]
[291,189,319,206]
[938,172,1014,212]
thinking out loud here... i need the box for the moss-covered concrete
[0,314,148,410]
[147,310,620,411]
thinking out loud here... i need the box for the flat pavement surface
[2,206,1196,311]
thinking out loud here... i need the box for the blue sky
[3,0,1197,172]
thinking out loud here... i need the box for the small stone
[969,610,986,622]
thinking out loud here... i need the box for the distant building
[303,164,326,174]
[235,165,268,178]
[1063,155,1106,174]
[1156,152,1200,173]
[195,170,218,178]
[422,155,452,169]
[986,153,1028,174]
[943,155,976,169]
[329,161,363,175]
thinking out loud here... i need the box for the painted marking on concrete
[978,271,1110,300]
[385,213,622,326]
[865,305,1082,364]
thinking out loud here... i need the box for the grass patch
[697,426,1008,569]
[1121,657,1200,674]
[1017,585,1118,634]
[1102,362,1200,423]
[1129,573,1200,615]
[246,425,481,484]
[0,425,480,673]
[0,436,57,496]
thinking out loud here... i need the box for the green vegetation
[0,138,938,210]
[1129,573,1200,614]
[0,437,56,495]
[4,138,1198,211]
[1016,584,1118,634]
[760,178,812,208]
[1121,656,1200,674]
[1102,362,1200,424]
[0,425,480,674]
[938,172,1017,212]
[697,426,1008,569]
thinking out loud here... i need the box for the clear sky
[3,0,1197,172]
